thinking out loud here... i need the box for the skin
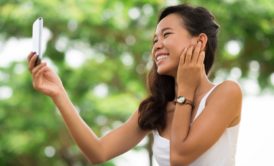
[28,13,242,166]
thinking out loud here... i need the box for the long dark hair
[138,4,220,131]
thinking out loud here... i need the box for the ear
[197,33,208,51]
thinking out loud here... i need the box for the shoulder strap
[193,85,218,121]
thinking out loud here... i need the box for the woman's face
[152,14,196,77]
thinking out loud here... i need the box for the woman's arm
[169,43,242,165]
[28,52,148,164]
[170,81,242,166]
[53,93,147,163]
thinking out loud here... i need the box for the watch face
[177,96,185,103]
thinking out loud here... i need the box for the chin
[156,61,178,77]
[157,67,175,77]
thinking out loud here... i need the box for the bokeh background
[0,0,274,165]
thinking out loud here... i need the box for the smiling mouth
[156,54,169,63]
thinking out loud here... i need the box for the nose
[153,38,164,52]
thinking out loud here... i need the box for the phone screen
[32,17,43,65]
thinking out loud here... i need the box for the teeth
[156,55,168,62]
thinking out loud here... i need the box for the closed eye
[163,32,172,38]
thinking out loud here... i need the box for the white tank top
[152,85,239,166]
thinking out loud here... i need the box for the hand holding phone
[32,17,43,66]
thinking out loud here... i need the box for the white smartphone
[32,17,43,66]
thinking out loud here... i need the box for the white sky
[0,35,274,166]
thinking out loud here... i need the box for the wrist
[51,87,67,102]
[174,96,194,109]
[177,89,194,100]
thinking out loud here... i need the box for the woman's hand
[27,52,65,98]
[176,42,205,97]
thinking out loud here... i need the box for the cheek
[163,39,180,54]
[164,38,191,56]
[164,41,184,58]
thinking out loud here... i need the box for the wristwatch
[174,96,194,108]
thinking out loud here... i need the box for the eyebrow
[161,27,173,33]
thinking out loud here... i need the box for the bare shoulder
[217,80,242,98]
[207,80,243,114]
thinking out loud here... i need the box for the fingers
[32,63,49,90]
[34,64,49,80]
[183,41,202,64]
[192,42,202,63]
[28,52,39,71]
[198,51,205,65]
[179,47,187,64]
[27,52,35,62]
[32,62,47,77]
[185,45,194,63]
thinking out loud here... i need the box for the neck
[175,74,214,100]
[194,75,214,99]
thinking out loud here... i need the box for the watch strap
[174,96,194,109]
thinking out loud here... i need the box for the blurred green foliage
[0,0,273,165]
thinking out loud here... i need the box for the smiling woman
[27,3,242,166]
[138,4,241,166]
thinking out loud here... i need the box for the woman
[28,4,242,166]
